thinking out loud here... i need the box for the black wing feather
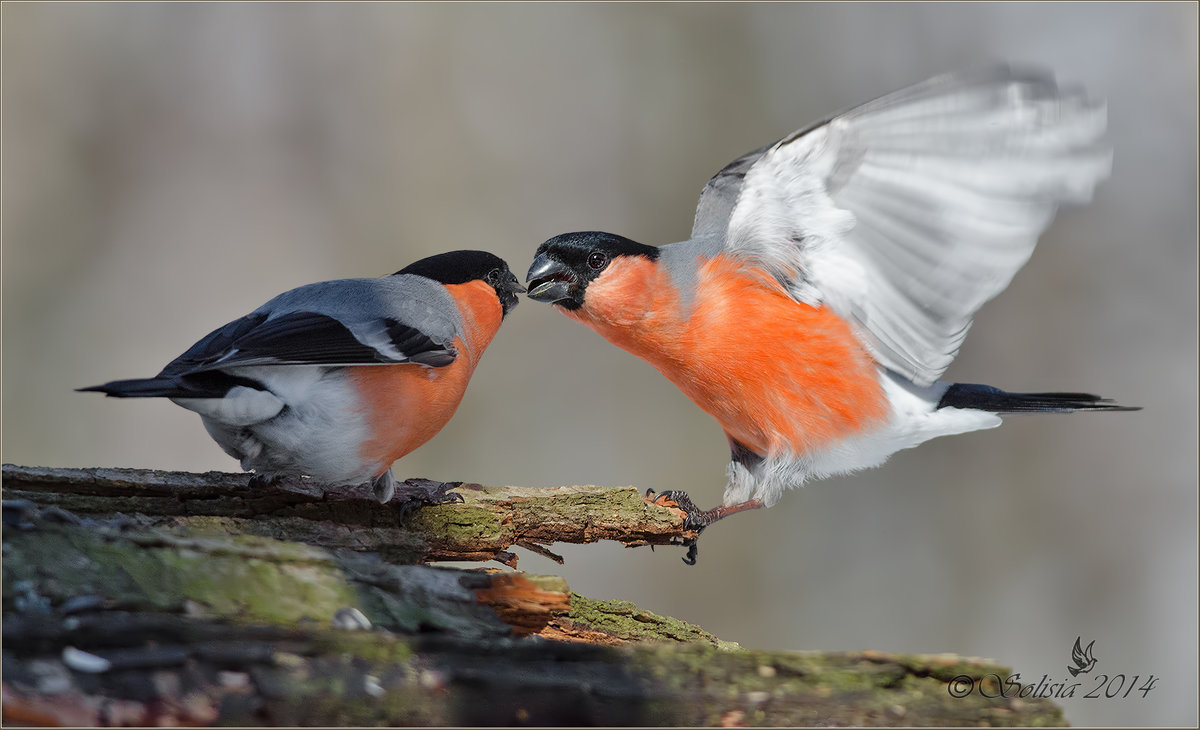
[159,312,270,377]
[383,318,457,367]
[81,310,457,398]
[161,311,455,374]
[231,311,387,365]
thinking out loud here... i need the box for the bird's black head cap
[396,250,525,316]
[526,231,659,310]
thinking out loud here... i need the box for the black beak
[499,270,525,316]
[504,271,527,295]
[525,254,576,304]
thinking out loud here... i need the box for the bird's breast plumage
[351,279,504,468]
[567,254,889,456]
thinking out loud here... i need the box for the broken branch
[1,464,694,565]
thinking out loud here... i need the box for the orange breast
[565,255,888,456]
[350,280,503,472]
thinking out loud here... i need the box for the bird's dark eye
[587,252,607,271]
[485,268,500,284]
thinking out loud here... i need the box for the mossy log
[1,464,696,566]
[1,465,1065,726]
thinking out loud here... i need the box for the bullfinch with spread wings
[525,66,1136,560]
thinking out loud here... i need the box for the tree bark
[1,464,1064,726]
[1,464,696,566]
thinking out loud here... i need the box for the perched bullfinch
[526,66,1137,559]
[81,250,524,504]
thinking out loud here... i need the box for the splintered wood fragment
[516,540,565,564]
[470,573,572,635]
[1,464,695,564]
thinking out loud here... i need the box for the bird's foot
[645,488,764,565]
[648,487,748,528]
[645,488,707,565]
[396,477,467,507]
[375,472,466,519]
[643,488,718,530]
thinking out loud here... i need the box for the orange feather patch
[564,255,888,456]
[350,279,503,472]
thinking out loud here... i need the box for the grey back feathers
[168,275,463,373]
[245,275,462,367]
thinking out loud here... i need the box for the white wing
[693,65,1111,386]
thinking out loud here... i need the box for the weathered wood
[1,467,1066,726]
[2,611,1065,727]
[1,464,696,565]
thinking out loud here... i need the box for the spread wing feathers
[159,310,457,376]
[695,65,1111,386]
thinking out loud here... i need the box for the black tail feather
[77,378,187,398]
[78,371,264,399]
[937,383,1140,413]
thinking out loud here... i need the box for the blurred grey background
[3,3,1195,725]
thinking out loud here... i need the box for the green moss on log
[624,643,1067,726]
[565,593,740,648]
[4,527,358,624]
